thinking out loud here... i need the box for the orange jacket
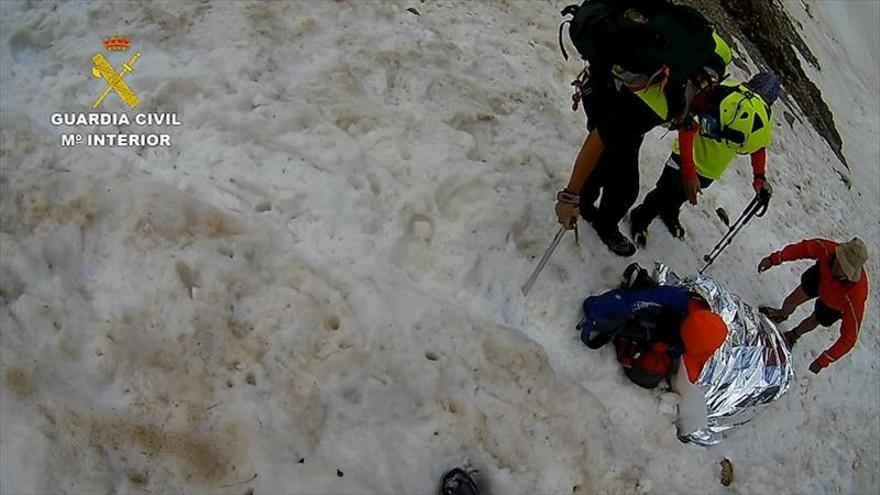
[769,239,869,369]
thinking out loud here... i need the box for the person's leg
[784,299,842,348]
[657,162,714,239]
[761,264,820,323]
[589,139,641,256]
[631,161,685,240]
[595,135,643,230]
[781,286,811,317]
[579,154,611,221]
[587,91,662,256]
[783,313,818,348]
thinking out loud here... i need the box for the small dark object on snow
[406,7,420,16]
[337,469,344,477]
[440,467,480,495]
[716,207,730,227]
[720,458,734,486]
[298,458,305,464]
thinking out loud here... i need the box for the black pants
[578,82,662,232]
[631,158,714,231]
[801,263,844,326]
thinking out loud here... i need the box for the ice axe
[522,227,567,296]
[699,185,772,275]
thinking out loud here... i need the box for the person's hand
[809,360,823,375]
[683,178,701,205]
[757,256,774,273]
[753,176,767,194]
[555,201,579,230]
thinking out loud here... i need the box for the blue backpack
[580,285,689,350]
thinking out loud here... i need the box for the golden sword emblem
[91,52,141,109]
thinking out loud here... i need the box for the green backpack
[559,0,724,89]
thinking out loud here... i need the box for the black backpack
[560,0,717,78]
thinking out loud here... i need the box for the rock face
[685,0,847,168]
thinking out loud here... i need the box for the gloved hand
[753,174,769,194]
[757,255,774,273]
[555,190,580,230]
[809,360,823,375]
[555,201,580,230]
[683,177,701,205]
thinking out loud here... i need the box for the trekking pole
[699,186,772,275]
[522,227,567,296]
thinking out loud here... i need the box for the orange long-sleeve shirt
[769,239,869,369]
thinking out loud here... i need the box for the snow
[0,1,877,493]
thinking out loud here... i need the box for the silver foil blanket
[654,264,794,446]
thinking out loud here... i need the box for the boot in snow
[596,224,637,257]
[630,224,649,248]
[628,206,650,247]
[782,330,800,349]
[660,213,685,239]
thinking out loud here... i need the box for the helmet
[717,85,773,153]
[748,72,781,105]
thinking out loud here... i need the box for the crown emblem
[102,36,131,52]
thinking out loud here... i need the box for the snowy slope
[0,1,877,493]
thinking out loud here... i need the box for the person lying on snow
[579,264,728,389]
[629,72,780,246]
[758,237,869,374]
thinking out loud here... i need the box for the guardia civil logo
[49,35,181,148]
[91,35,141,109]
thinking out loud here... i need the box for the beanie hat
[680,308,729,383]
[748,72,781,105]
[836,237,868,282]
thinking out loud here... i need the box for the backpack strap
[558,4,580,61]
[558,20,571,61]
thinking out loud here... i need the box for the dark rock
[683,0,847,168]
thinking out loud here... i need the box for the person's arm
[556,130,605,229]
[750,148,767,192]
[811,293,865,372]
[757,239,835,272]
[679,126,700,205]
[565,129,605,194]
[679,127,698,181]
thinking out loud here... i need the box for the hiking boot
[630,224,649,248]
[595,225,636,257]
[759,306,789,324]
[660,214,685,239]
[628,205,651,247]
